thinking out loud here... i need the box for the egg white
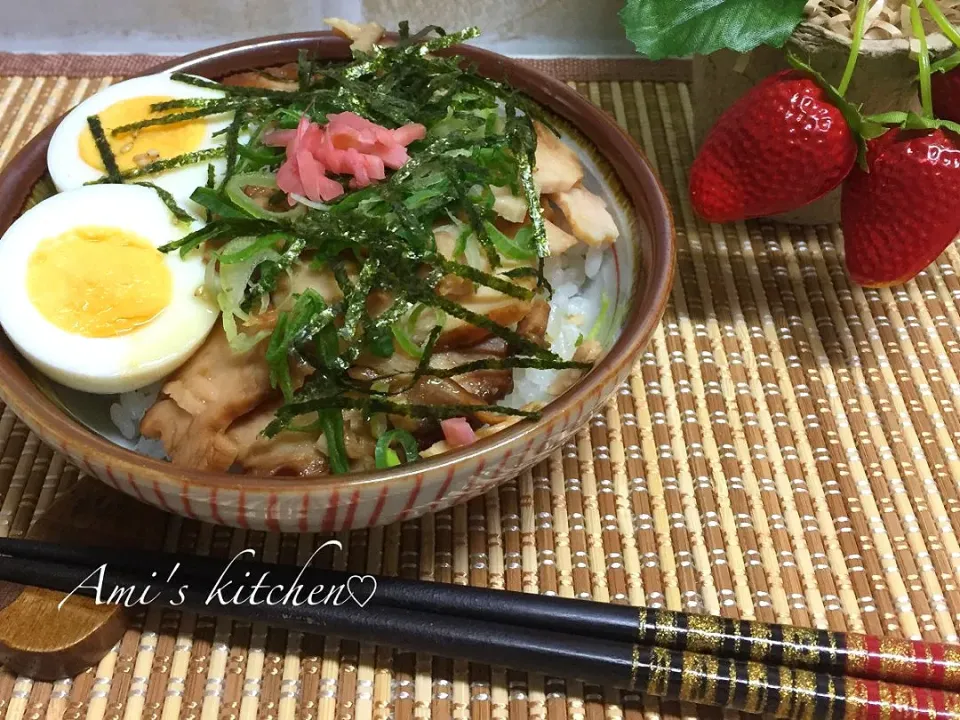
[47,72,232,216]
[0,184,219,394]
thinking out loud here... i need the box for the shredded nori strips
[109,101,251,135]
[86,115,122,183]
[134,182,193,222]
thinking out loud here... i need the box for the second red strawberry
[689,70,858,223]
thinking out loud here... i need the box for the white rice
[108,382,167,459]
[108,247,603,456]
[502,244,603,409]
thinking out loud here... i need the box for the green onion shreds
[375,429,420,468]
[319,409,350,474]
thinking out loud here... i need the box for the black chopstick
[7,537,960,695]
[0,537,639,634]
[3,551,958,719]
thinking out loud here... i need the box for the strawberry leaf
[864,110,960,136]
[931,51,960,74]
[619,0,807,60]
[863,111,909,125]
[786,53,878,169]
[901,111,942,130]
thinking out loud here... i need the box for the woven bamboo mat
[3,57,960,720]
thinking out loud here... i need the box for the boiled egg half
[0,184,218,394]
[47,72,232,214]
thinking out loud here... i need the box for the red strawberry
[842,127,960,287]
[689,69,858,223]
[932,68,960,123]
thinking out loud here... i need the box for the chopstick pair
[2,539,959,720]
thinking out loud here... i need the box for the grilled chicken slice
[401,376,504,426]
[351,336,515,434]
[324,18,386,52]
[491,185,528,223]
[437,292,533,349]
[140,324,274,471]
[428,228,536,348]
[353,344,514,405]
[516,298,550,346]
[226,400,329,476]
[544,219,578,255]
[533,121,583,194]
[273,263,344,309]
[452,369,514,404]
[140,399,240,471]
[223,63,299,91]
[550,186,619,247]
[342,409,378,464]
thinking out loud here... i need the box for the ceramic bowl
[0,32,675,532]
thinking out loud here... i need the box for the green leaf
[863,111,909,126]
[863,110,960,136]
[619,0,807,60]
[932,51,960,74]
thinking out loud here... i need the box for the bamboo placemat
[1,56,960,720]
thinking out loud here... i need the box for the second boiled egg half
[0,184,219,394]
[47,72,232,215]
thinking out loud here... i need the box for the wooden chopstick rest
[0,478,168,680]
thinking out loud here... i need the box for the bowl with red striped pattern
[0,32,674,532]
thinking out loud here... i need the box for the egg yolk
[27,226,173,338]
[78,95,206,173]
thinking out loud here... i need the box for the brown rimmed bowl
[0,32,675,532]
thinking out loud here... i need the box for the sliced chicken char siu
[140,323,275,471]
[226,399,329,476]
[516,298,550,347]
[323,18,387,52]
[222,63,300,91]
[550,185,620,247]
[491,185,528,223]
[351,334,516,438]
[273,262,345,310]
[532,121,583,194]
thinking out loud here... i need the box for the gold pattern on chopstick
[628,643,640,690]
[846,679,869,718]
[782,627,822,669]
[845,634,869,675]
[744,660,766,715]
[791,669,818,720]
[651,610,678,649]
[877,680,892,720]
[878,637,911,683]
[944,646,960,688]
[774,666,791,719]
[750,619,772,662]
[826,629,839,670]
[685,613,722,655]
[648,646,670,697]
[678,651,718,704]
[946,687,960,716]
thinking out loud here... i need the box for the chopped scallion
[374,429,420,468]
